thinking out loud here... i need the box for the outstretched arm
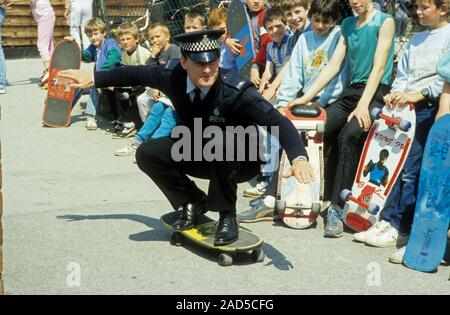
[58,65,167,91]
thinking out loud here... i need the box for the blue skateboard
[227,0,256,80]
[403,114,450,272]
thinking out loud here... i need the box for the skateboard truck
[275,200,321,216]
[371,108,411,132]
[340,189,380,215]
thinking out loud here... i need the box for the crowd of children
[3,0,449,267]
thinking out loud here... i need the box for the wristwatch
[292,155,308,163]
[421,87,431,99]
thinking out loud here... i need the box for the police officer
[59,29,314,246]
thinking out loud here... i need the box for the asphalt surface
[1,58,449,295]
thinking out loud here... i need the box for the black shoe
[173,198,206,231]
[214,213,239,246]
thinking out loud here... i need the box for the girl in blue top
[289,0,395,238]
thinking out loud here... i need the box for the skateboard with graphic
[42,40,81,127]
[403,114,450,272]
[341,104,416,232]
[227,0,256,80]
[161,211,264,266]
[275,104,326,229]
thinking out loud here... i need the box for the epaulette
[164,59,180,71]
[221,71,248,91]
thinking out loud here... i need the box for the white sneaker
[0,89,6,95]
[353,220,390,243]
[86,116,97,130]
[243,181,269,198]
[365,224,409,248]
[389,246,406,264]
[115,141,140,156]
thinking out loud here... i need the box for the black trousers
[136,136,262,213]
[324,84,389,206]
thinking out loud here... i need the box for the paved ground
[0,58,449,295]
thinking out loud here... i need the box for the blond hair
[117,22,140,39]
[84,18,107,35]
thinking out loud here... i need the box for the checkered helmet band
[179,34,220,52]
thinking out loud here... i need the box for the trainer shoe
[243,180,269,198]
[39,69,49,86]
[388,246,406,264]
[324,206,344,238]
[86,115,97,130]
[112,122,136,139]
[115,141,140,156]
[353,220,390,243]
[238,196,275,223]
[0,88,6,95]
[365,225,409,248]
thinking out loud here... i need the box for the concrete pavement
[0,58,449,295]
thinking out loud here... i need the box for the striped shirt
[266,33,292,74]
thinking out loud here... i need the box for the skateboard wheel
[340,189,352,202]
[371,108,382,120]
[170,232,183,246]
[311,202,321,215]
[120,92,130,101]
[275,200,286,213]
[316,123,325,135]
[399,120,411,132]
[251,249,265,263]
[218,253,233,266]
[367,204,380,215]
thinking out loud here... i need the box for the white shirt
[186,76,210,102]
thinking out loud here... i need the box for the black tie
[193,88,202,106]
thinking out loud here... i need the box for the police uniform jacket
[94,61,308,162]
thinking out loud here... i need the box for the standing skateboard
[403,114,450,272]
[227,0,256,80]
[161,211,265,266]
[341,104,416,232]
[42,40,81,127]
[275,104,326,229]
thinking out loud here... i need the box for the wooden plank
[2,26,69,39]
[5,6,66,16]
[3,36,66,46]
[4,16,68,26]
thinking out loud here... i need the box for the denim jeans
[84,88,100,116]
[135,101,178,143]
[380,106,438,234]
[0,8,6,89]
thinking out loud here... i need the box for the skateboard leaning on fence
[403,114,450,272]
[42,40,81,128]
[341,104,416,232]
[161,211,265,266]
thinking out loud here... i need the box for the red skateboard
[341,104,416,231]
[42,40,81,127]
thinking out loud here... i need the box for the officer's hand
[285,160,315,184]
[58,69,94,89]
